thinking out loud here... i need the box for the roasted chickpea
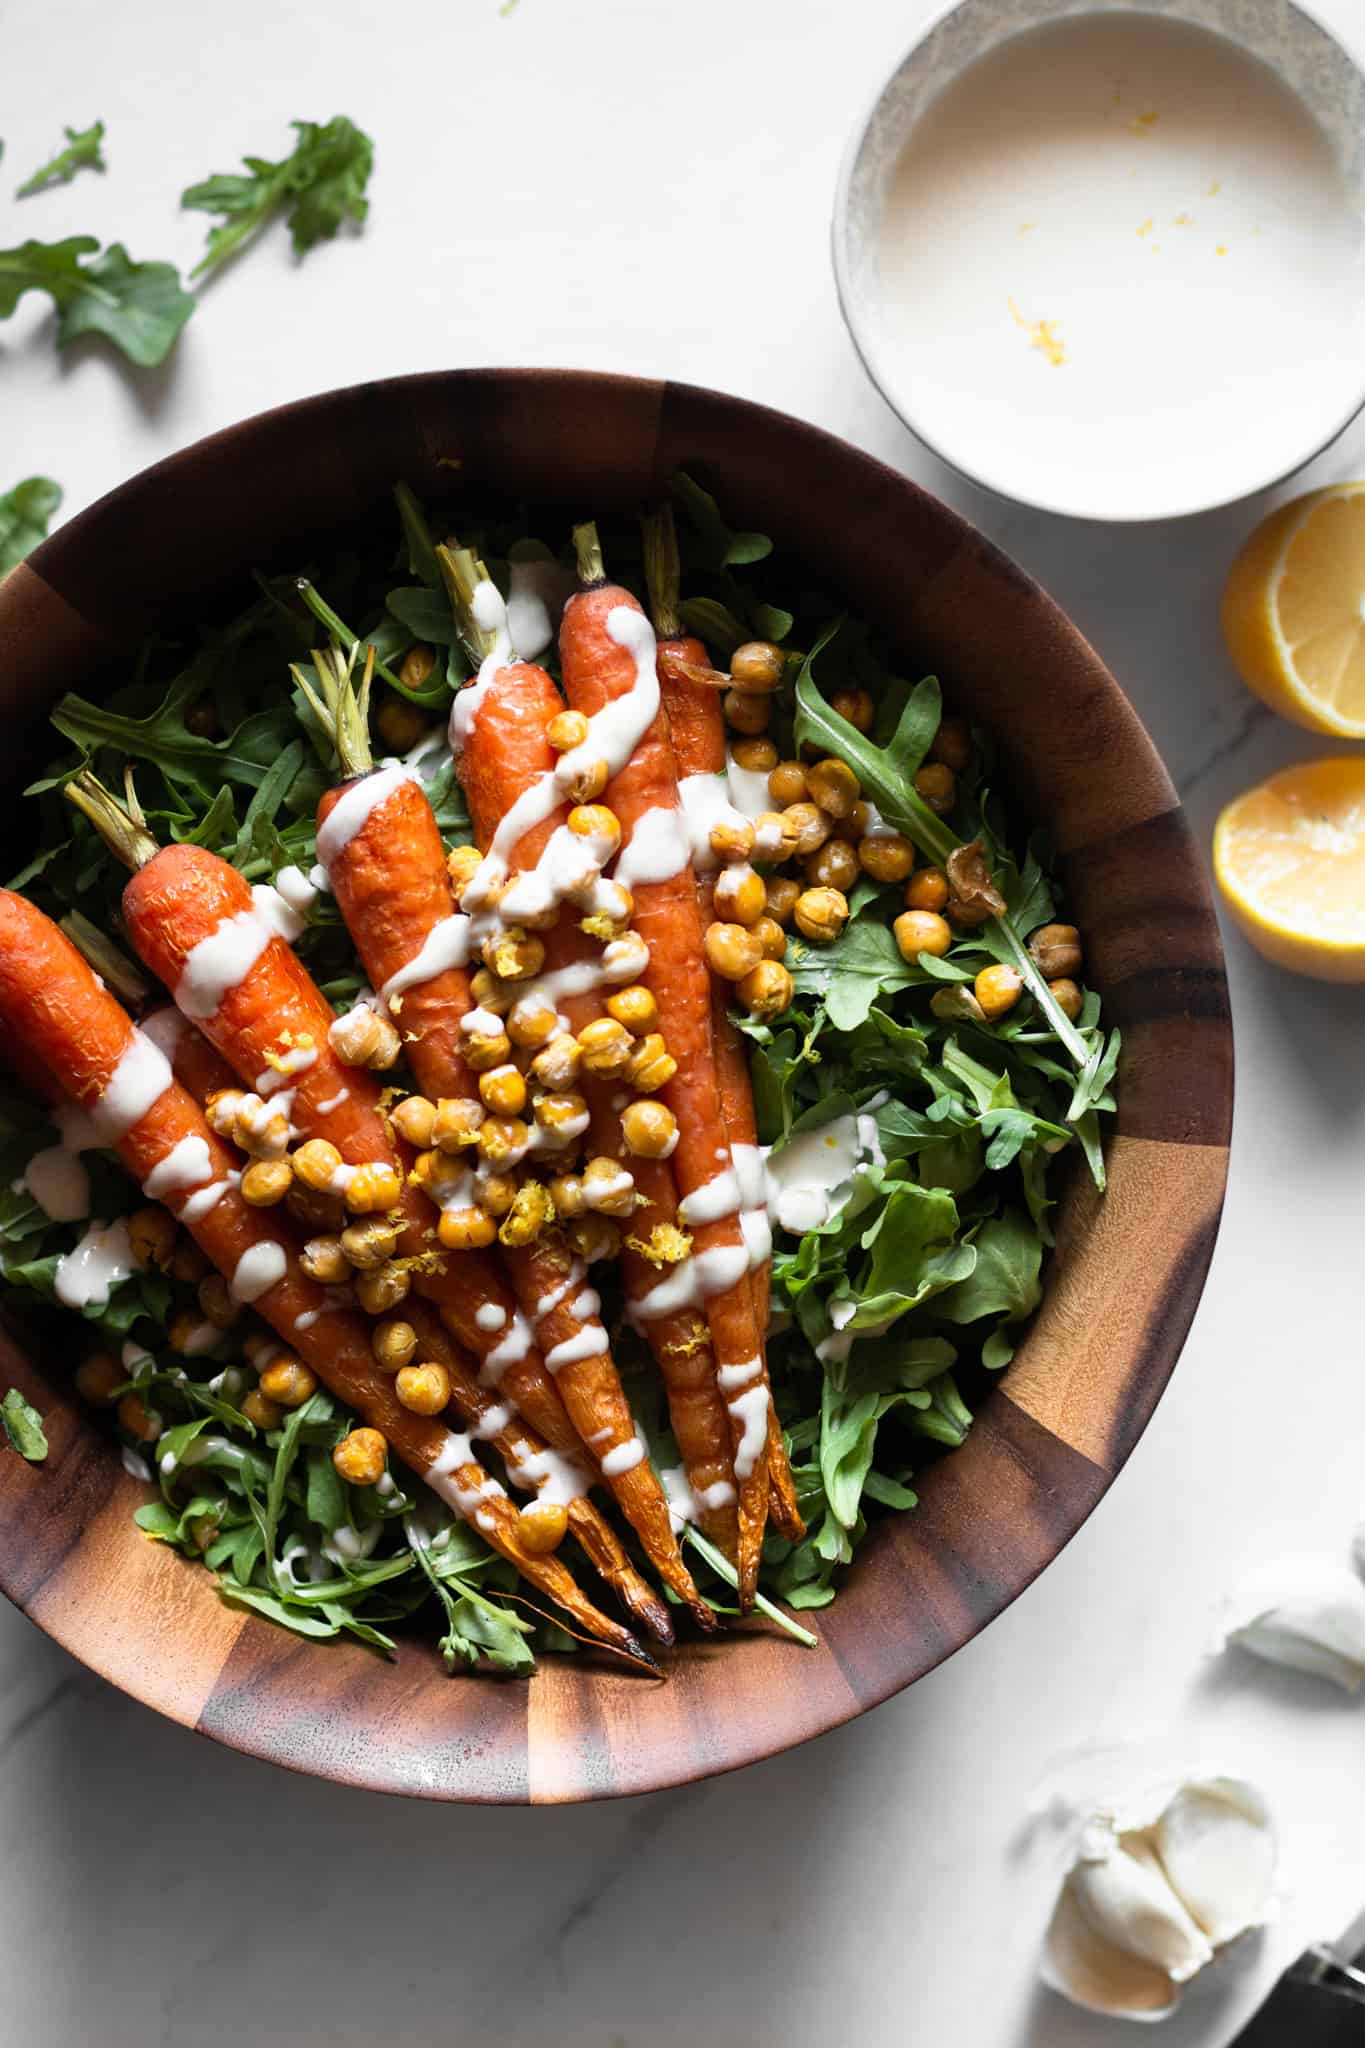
[240,1389,282,1432]
[904,867,950,914]
[1028,923,1083,979]
[395,1361,451,1416]
[783,802,832,857]
[294,1138,344,1193]
[974,964,1023,1021]
[399,642,437,693]
[548,1172,586,1218]
[565,1214,621,1263]
[751,809,800,861]
[606,984,659,1036]
[578,1016,634,1079]
[117,1392,161,1441]
[355,1262,411,1314]
[390,1095,437,1149]
[620,1099,679,1158]
[476,1171,519,1218]
[806,757,860,819]
[582,1157,638,1217]
[806,839,859,892]
[499,1180,555,1247]
[579,879,633,941]
[738,960,794,1019]
[168,1236,212,1285]
[750,915,788,962]
[731,737,779,774]
[76,1352,123,1406]
[547,709,590,753]
[729,640,785,692]
[764,875,801,925]
[929,716,972,772]
[847,800,873,838]
[333,1427,388,1487]
[531,1034,582,1090]
[831,686,875,734]
[625,1033,677,1094]
[184,699,219,738]
[768,760,808,807]
[344,1162,403,1215]
[1048,976,1084,1023]
[301,1235,349,1285]
[704,921,764,981]
[372,1318,418,1373]
[858,832,916,884]
[436,1205,498,1253]
[234,1103,291,1160]
[340,1216,401,1270]
[204,1089,244,1138]
[168,1308,213,1355]
[432,1096,485,1152]
[197,1273,242,1331]
[559,755,610,805]
[566,804,622,856]
[329,1005,401,1069]
[793,887,849,944]
[241,1158,293,1207]
[258,1357,319,1409]
[709,817,755,864]
[714,863,766,926]
[724,688,771,735]
[128,1204,176,1272]
[506,996,560,1049]
[914,762,957,814]
[894,909,953,961]
[517,1500,569,1555]
[468,967,512,1017]
[478,1063,528,1118]
[463,1026,513,1073]
[477,1116,530,1169]
[447,845,484,899]
[534,1092,589,1139]
[481,926,544,984]
[375,692,430,752]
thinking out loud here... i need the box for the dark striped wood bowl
[0,371,1232,1802]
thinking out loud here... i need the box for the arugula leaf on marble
[16,121,106,198]
[0,237,194,366]
[182,116,374,280]
[0,476,61,575]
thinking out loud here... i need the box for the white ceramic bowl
[833,0,1365,521]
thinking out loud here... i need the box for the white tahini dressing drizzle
[425,1431,506,1520]
[142,1134,214,1200]
[475,1302,508,1334]
[677,773,750,872]
[600,1435,646,1478]
[89,1031,174,1141]
[139,1005,187,1064]
[505,540,576,662]
[478,1311,533,1386]
[315,762,416,874]
[54,1217,136,1309]
[544,1324,610,1372]
[19,1103,98,1222]
[254,1045,318,1096]
[662,1466,739,1531]
[180,1179,233,1223]
[679,1166,741,1227]
[230,1242,287,1303]
[729,1383,770,1481]
[635,1243,750,1321]
[507,1439,591,1506]
[175,900,275,1021]
[614,805,692,889]
[763,1109,885,1235]
[380,914,472,1006]
[726,754,773,818]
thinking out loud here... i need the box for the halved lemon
[1222,484,1365,736]
[1214,757,1365,980]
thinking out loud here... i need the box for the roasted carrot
[67,780,675,1644]
[559,527,773,1605]
[140,1003,239,1101]
[453,646,740,1551]
[0,891,653,1666]
[643,509,804,1544]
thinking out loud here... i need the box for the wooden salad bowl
[0,371,1232,1803]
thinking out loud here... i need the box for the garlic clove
[1222,1562,1365,1690]
[1044,1814,1213,1996]
[1042,1874,1182,2021]
[1152,1779,1276,1947]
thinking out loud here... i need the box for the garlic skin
[1041,1777,1275,2022]
[1221,1561,1365,1691]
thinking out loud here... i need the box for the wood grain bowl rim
[0,369,1234,1804]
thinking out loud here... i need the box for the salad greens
[182,117,375,281]
[0,476,61,575]
[0,236,194,367]
[16,121,106,198]
[1,1387,47,1461]
[0,476,1115,1664]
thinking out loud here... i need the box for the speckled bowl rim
[831,0,1365,523]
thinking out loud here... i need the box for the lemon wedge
[1214,757,1365,979]
[1222,485,1365,737]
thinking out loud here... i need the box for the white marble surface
[4,1,1365,2041]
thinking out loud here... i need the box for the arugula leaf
[182,116,374,281]
[17,122,106,197]
[0,237,194,367]
[0,477,61,575]
[670,472,773,571]
[934,1210,1043,1329]
[1,1387,47,1461]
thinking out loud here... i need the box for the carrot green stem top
[64,769,159,872]
[572,520,605,589]
[640,506,681,641]
[437,542,500,669]
[290,642,374,780]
